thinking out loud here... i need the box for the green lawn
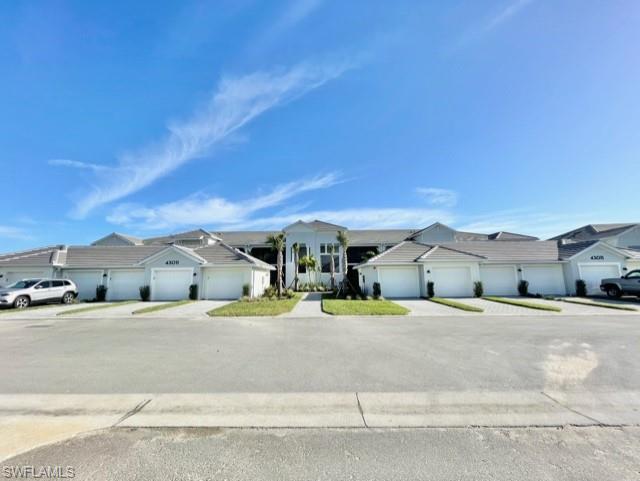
[57,300,138,316]
[428,297,483,312]
[208,293,302,317]
[483,296,562,312]
[132,300,194,315]
[561,298,637,311]
[321,296,409,315]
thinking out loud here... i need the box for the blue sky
[1,0,639,251]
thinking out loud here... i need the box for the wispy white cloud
[107,173,341,230]
[49,158,111,172]
[0,225,33,241]
[69,59,354,219]
[484,0,535,32]
[416,187,458,208]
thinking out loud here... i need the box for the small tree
[575,279,587,297]
[292,242,300,291]
[362,250,378,262]
[266,232,286,297]
[473,281,483,298]
[96,285,108,302]
[336,230,349,287]
[139,285,151,302]
[372,282,382,299]
[299,254,319,286]
[329,244,336,289]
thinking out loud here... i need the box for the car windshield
[7,279,41,289]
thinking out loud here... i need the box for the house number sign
[165,260,180,265]
[590,255,604,260]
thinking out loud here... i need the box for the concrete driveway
[0,303,108,320]
[137,300,231,318]
[395,299,476,316]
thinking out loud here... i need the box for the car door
[623,270,640,294]
[50,280,66,300]
[32,281,52,301]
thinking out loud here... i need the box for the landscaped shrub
[427,281,435,299]
[518,280,529,296]
[96,285,108,302]
[263,285,277,298]
[372,282,382,299]
[189,284,198,300]
[473,281,483,298]
[575,279,587,297]
[139,285,151,302]
[346,295,352,300]
[242,283,251,297]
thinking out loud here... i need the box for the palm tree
[336,230,349,282]
[300,254,319,286]
[362,249,378,262]
[329,244,336,289]
[266,232,286,297]
[291,242,300,291]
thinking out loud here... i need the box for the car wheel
[13,296,30,309]
[61,292,75,305]
[606,286,621,298]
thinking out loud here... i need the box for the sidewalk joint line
[355,392,369,428]
[540,391,604,426]
[112,398,152,427]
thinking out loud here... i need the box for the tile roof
[0,246,63,267]
[91,232,143,246]
[550,223,638,241]
[63,246,166,268]
[143,229,219,245]
[194,243,274,270]
[347,229,417,245]
[283,219,347,231]
[213,231,280,246]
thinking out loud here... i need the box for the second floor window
[293,244,308,273]
[320,243,340,273]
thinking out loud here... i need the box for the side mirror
[34,285,42,289]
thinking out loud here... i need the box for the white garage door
[109,269,145,301]
[431,266,473,297]
[480,265,518,296]
[152,269,193,301]
[378,267,420,298]
[1,270,48,287]
[63,270,104,300]
[521,265,565,295]
[204,269,246,299]
[579,264,621,295]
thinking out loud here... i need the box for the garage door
[1,270,48,287]
[63,270,103,300]
[108,269,145,301]
[521,265,565,295]
[152,269,192,301]
[204,269,246,299]
[480,265,518,296]
[378,267,420,298]
[579,264,621,295]
[431,266,473,297]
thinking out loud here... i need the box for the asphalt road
[0,314,638,393]
[3,426,640,481]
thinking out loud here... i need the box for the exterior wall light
[426,270,431,274]
[517,268,522,272]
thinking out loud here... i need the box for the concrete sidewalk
[281,292,330,317]
[2,390,639,461]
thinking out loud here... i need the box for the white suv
[0,278,78,309]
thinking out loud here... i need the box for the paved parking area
[394,299,475,316]
[460,298,541,315]
[57,301,153,318]
[0,303,108,320]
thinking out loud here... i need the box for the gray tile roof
[362,242,432,264]
[0,246,63,267]
[91,232,143,246]
[143,229,219,245]
[63,246,166,268]
[550,223,638,241]
[439,241,561,262]
[620,247,640,260]
[556,240,599,260]
[194,243,274,270]
[488,231,539,241]
[213,231,280,246]
[283,220,347,231]
[420,245,486,261]
[347,229,417,246]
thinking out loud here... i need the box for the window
[63,280,72,286]
[320,243,340,273]
[37,281,51,289]
[293,243,308,273]
[52,280,64,287]
[626,270,640,279]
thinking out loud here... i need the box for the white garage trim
[480,265,518,296]
[577,262,622,295]
[150,267,194,301]
[377,266,420,298]
[429,265,473,298]
[62,270,105,300]
[0,269,51,287]
[521,264,566,295]
[107,269,145,301]
[203,267,247,300]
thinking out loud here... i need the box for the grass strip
[428,297,483,312]
[483,296,561,312]
[561,298,637,311]
[57,300,138,316]
[0,303,75,315]
[321,296,409,316]
[208,293,302,317]
[132,300,194,315]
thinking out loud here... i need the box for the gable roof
[143,229,220,245]
[91,232,143,246]
[283,219,347,232]
[550,223,639,241]
[213,231,280,247]
[347,229,417,246]
[0,246,65,267]
[488,231,539,241]
[63,246,166,268]
[136,244,207,265]
[194,243,274,270]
